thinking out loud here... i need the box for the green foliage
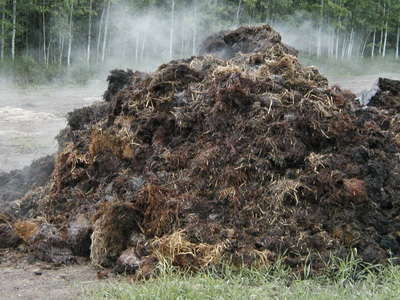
[1,0,400,86]
[0,55,100,87]
[10,56,47,86]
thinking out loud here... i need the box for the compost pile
[2,25,400,275]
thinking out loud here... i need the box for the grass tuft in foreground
[85,251,400,299]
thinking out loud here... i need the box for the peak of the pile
[198,24,298,59]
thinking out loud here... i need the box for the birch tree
[11,0,16,60]
[86,0,93,66]
[0,0,6,62]
[169,0,175,59]
[67,0,74,67]
[101,0,111,63]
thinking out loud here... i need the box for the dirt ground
[0,251,117,300]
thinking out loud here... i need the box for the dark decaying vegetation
[2,25,400,277]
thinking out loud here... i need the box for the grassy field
[86,252,400,299]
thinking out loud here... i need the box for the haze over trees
[1,0,400,83]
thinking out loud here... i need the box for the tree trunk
[235,0,242,25]
[371,30,376,58]
[46,40,51,65]
[135,34,139,62]
[379,29,383,55]
[101,0,111,63]
[25,28,28,56]
[347,28,354,58]
[396,26,399,59]
[59,36,64,66]
[86,0,93,66]
[96,6,105,62]
[192,1,197,55]
[1,4,5,62]
[67,0,74,68]
[11,0,17,61]
[328,28,333,57]
[335,31,339,59]
[180,6,187,58]
[42,0,47,66]
[361,30,371,57]
[317,26,322,57]
[341,35,347,60]
[382,22,388,57]
[316,0,324,57]
[141,18,149,59]
[169,0,175,60]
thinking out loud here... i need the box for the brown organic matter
[2,25,400,276]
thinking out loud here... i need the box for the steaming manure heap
[2,25,400,275]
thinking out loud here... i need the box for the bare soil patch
[0,251,117,300]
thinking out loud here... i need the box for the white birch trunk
[1,5,5,62]
[135,34,139,61]
[96,6,104,62]
[141,18,149,59]
[382,22,388,57]
[192,2,197,55]
[347,28,354,58]
[42,0,47,66]
[59,36,64,66]
[86,0,93,66]
[396,27,399,59]
[335,32,339,59]
[67,0,74,68]
[341,36,347,60]
[379,29,383,55]
[361,30,371,57]
[46,40,51,65]
[328,29,333,57]
[11,0,16,61]
[371,30,376,58]
[169,0,175,60]
[317,0,324,57]
[101,0,111,63]
[317,26,322,57]
[235,0,242,25]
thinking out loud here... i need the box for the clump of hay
[151,229,226,270]
[90,202,142,267]
[13,220,40,242]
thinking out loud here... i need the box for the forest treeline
[1,0,400,84]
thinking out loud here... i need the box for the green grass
[85,253,400,300]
